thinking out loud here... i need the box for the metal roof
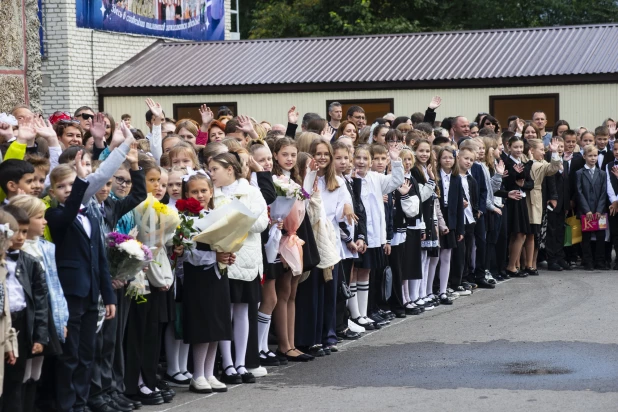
[97,24,618,91]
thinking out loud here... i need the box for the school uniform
[46,178,116,412]
[2,250,48,412]
[469,163,488,281]
[460,173,479,283]
[576,165,607,268]
[504,156,534,235]
[439,171,465,290]
[545,159,571,267]
[402,174,424,282]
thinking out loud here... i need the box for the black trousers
[495,204,508,273]
[387,245,406,313]
[322,265,339,347]
[581,230,605,266]
[610,213,618,264]
[336,259,353,334]
[486,211,502,273]
[546,211,566,264]
[295,269,324,348]
[463,222,476,281]
[245,302,260,369]
[111,288,131,394]
[57,296,99,412]
[450,235,467,288]
[1,310,27,412]
[368,264,383,315]
[89,303,118,406]
[473,216,486,280]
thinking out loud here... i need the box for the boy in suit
[45,152,116,412]
[606,142,618,269]
[576,145,607,271]
[0,205,48,412]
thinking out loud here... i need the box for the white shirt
[77,204,92,238]
[359,176,383,248]
[598,148,607,168]
[5,254,27,313]
[460,174,475,224]
[584,164,596,178]
[607,162,618,203]
[440,170,451,206]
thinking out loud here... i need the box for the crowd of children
[0,98,613,412]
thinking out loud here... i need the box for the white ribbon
[182,169,209,182]
[0,223,14,239]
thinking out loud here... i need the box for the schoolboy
[0,160,36,203]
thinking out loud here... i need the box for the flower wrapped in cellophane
[192,196,261,270]
[106,231,153,282]
[133,194,180,288]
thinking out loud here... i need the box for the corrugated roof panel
[97,24,618,89]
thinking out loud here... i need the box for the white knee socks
[356,281,370,318]
[426,256,440,297]
[257,311,271,355]
[348,283,361,319]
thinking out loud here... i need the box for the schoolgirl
[503,135,534,277]
[388,146,421,315]
[169,143,199,170]
[410,139,442,305]
[165,167,185,211]
[524,138,563,275]
[435,146,465,301]
[176,171,232,393]
[209,153,269,384]
[351,142,404,327]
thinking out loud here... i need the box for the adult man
[328,102,342,130]
[75,106,95,133]
[533,111,552,146]
[347,106,366,130]
[271,124,286,135]
[451,116,471,144]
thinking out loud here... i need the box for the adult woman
[175,119,199,146]
[469,122,479,137]
[103,112,116,144]
[336,121,358,142]
[552,120,570,137]
[371,124,389,145]
[208,153,269,384]
[208,120,226,143]
[481,115,500,134]
[54,120,84,148]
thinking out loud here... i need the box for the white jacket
[213,179,269,282]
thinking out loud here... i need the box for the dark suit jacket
[465,174,480,219]
[569,152,585,202]
[102,169,147,233]
[46,178,116,305]
[438,174,464,237]
[545,159,570,213]
[576,167,607,216]
[599,149,615,173]
[13,251,49,349]
[470,163,487,214]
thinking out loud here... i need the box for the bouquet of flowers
[171,198,204,268]
[133,194,181,288]
[193,196,262,271]
[106,231,153,282]
[264,176,310,264]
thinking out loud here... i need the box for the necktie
[5,251,19,262]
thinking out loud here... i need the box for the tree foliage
[240,0,618,39]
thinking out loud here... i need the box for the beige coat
[0,262,18,396]
[526,157,563,224]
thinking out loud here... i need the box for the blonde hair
[399,146,415,164]
[527,138,544,150]
[459,139,480,151]
[168,143,199,169]
[175,119,199,138]
[9,194,46,218]
[297,132,320,153]
[220,138,243,152]
[583,144,598,155]
[50,164,76,187]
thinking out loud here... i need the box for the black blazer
[46,178,116,305]
[599,149,615,173]
[545,160,570,213]
[465,174,480,218]
[437,173,464,237]
[102,169,147,233]
[13,251,49,349]
[470,163,487,214]
[569,152,585,202]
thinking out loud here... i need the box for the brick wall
[40,0,231,116]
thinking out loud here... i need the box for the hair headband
[182,169,209,182]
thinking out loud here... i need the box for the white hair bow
[0,223,14,239]
[0,113,17,126]
[182,169,209,182]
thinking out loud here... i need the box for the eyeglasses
[77,113,94,120]
[113,176,132,186]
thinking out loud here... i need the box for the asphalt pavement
[147,268,618,412]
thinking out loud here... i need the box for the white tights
[219,303,249,375]
[23,357,44,382]
[192,342,219,379]
[439,249,452,294]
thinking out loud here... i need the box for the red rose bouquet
[171,198,204,268]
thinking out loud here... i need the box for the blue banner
[76,0,225,41]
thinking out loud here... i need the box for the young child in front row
[576,145,607,270]
[1,205,49,412]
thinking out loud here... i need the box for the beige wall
[102,83,618,133]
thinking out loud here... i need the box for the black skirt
[182,262,233,344]
[229,275,261,304]
[440,205,458,250]
[354,246,386,270]
[262,244,286,280]
[297,216,320,272]
[507,197,532,234]
[402,228,423,280]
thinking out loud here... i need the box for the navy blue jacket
[438,173,465,237]
[470,163,487,214]
[46,178,116,305]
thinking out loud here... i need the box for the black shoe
[307,345,325,357]
[108,399,133,412]
[439,293,453,305]
[404,305,422,315]
[351,317,374,330]
[88,404,120,412]
[220,365,242,384]
[323,347,331,355]
[493,274,505,281]
[507,269,527,278]
[475,279,496,289]
[369,312,389,325]
[163,372,190,387]
[336,328,361,340]
[259,351,281,366]
[393,311,406,318]
[276,348,310,362]
[595,263,610,270]
[525,267,539,276]
[159,390,173,403]
[557,259,572,270]
[379,309,396,320]
[117,393,141,409]
[109,393,135,410]
[547,263,563,271]
[501,272,511,279]
[127,392,163,406]
[584,264,594,271]
[237,367,255,383]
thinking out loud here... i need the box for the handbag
[381,266,393,302]
[581,213,608,232]
[337,276,354,302]
[565,214,582,245]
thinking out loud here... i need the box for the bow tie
[600,150,607,155]
[5,251,19,262]
[79,206,88,215]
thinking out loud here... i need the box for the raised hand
[119,120,133,139]
[247,155,263,172]
[90,113,107,141]
[610,125,617,136]
[427,163,435,180]
[495,160,505,175]
[308,158,319,172]
[145,98,163,120]
[17,119,36,144]
[428,96,442,110]
[126,143,140,166]
[548,137,559,153]
[236,115,254,134]
[0,122,14,143]
[199,104,213,126]
[516,118,525,133]
[398,180,411,195]
[388,143,403,160]
[288,106,299,125]
[75,150,88,178]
